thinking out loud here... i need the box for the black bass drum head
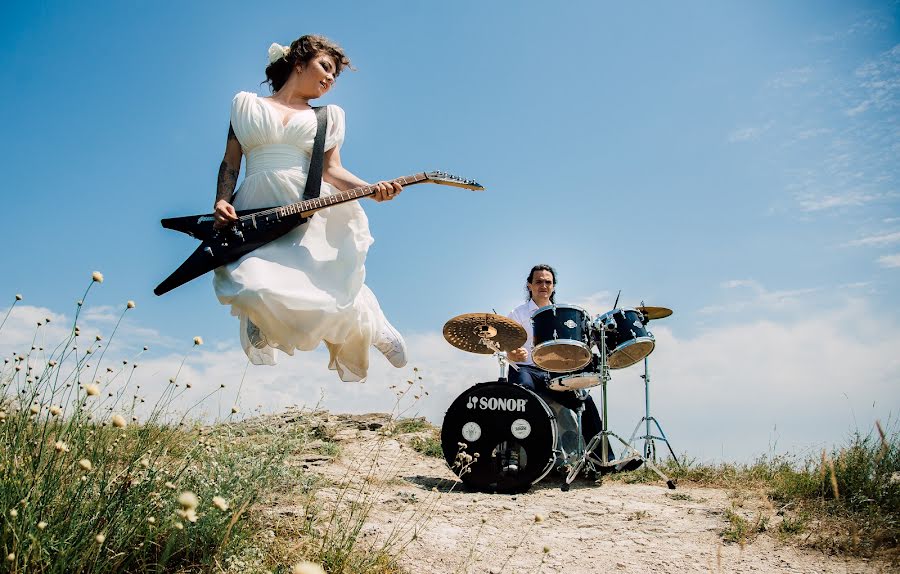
[441,381,557,494]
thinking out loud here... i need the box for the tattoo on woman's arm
[216,123,240,202]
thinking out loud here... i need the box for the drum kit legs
[627,356,680,466]
[560,323,676,490]
[440,305,679,493]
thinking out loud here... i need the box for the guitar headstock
[424,171,485,191]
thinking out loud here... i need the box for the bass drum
[441,382,558,493]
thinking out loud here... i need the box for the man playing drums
[507,264,609,462]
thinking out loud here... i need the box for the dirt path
[275,412,889,574]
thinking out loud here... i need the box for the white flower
[84,384,100,397]
[54,441,70,453]
[212,496,229,511]
[193,336,203,346]
[178,491,199,510]
[126,300,135,309]
[50,406,62,416]
[268,42,290,64]
[292,562,326,574]
[92,271,104,283]
[95,533,105,544]
[78,459,92,471]
[111,414,127,428]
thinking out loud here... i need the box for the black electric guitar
[154,170,484,296]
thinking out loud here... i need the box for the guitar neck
[266,172,429,219]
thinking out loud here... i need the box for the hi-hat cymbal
[442,313,527,354]
[636,306,674,320]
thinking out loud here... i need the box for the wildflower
[127,300,135,309]
[7,553,14,562]
[92,271,104,283]
[292,563,326,574]
[193,336,203,346]
[79,459,92,471]
[0,411,5,421]
[48,360,57,367]
[174,522,183,530]
[95,533,105,544]
[179,508,198,523]
[147,516,156,524]
[50,406,61,416]
[85,384,100,397]
[178,491,199,510]
[140,458,150,468]
[95,334,102,342]
[534,514,544,523]
[30,404,40,415]
[15,294,22,301]
[231,406,239,414]
[164,481,176,490]
[143,345,148,351]
[9,509,17,518]
[54,441,70,453]
[37,521,47,530]
[212,496,229,511]
[111,414,126,428]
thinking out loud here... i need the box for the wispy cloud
[768,67,813,89]
[701,279,822,314]
[877,253,900,268]
[795,189,881,212]
[845,44,900,117]
[844,230,900,247]
[728,121,775,143]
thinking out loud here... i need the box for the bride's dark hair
[264,34,353,93]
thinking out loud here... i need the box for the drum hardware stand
[628,356,680,467]
[563,324,676,490]
[480,338,519,382]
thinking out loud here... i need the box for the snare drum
[595,308,655,369]
[548,369,602,391]
[531,304,592,372]
[441,382,558,493]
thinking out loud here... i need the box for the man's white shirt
[507,299,540,366]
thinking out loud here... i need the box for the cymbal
[637,306,674,320]
[442,313,527,354]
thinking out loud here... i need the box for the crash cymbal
[442,313,527,354]
[636,306,674,320]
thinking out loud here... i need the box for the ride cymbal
[442,313,527,354]
[636,306,674,320]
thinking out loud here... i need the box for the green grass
[613,424,900,559]
[0,280,295,573]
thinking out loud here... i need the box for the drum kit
[440,303,680,494]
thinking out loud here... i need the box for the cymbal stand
[480,338,518,382]
[564,324,675,489]
[628,356,680,466]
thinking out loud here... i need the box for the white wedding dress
[213,91,386,381]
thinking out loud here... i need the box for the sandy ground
[270,412,892,574]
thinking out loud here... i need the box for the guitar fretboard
[244,173,428,221]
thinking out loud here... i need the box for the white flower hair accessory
[267,43,290,64]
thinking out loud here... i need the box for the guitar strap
[302,106,329,201]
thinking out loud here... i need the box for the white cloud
[4,296,898,465]
[727,122,775,143]
[768,67,813,89]
[700,280,821,314]
[796,190,880,212]
[844,231,900,247]
[876,253,900,268]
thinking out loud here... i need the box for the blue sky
[2,1,898,462]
